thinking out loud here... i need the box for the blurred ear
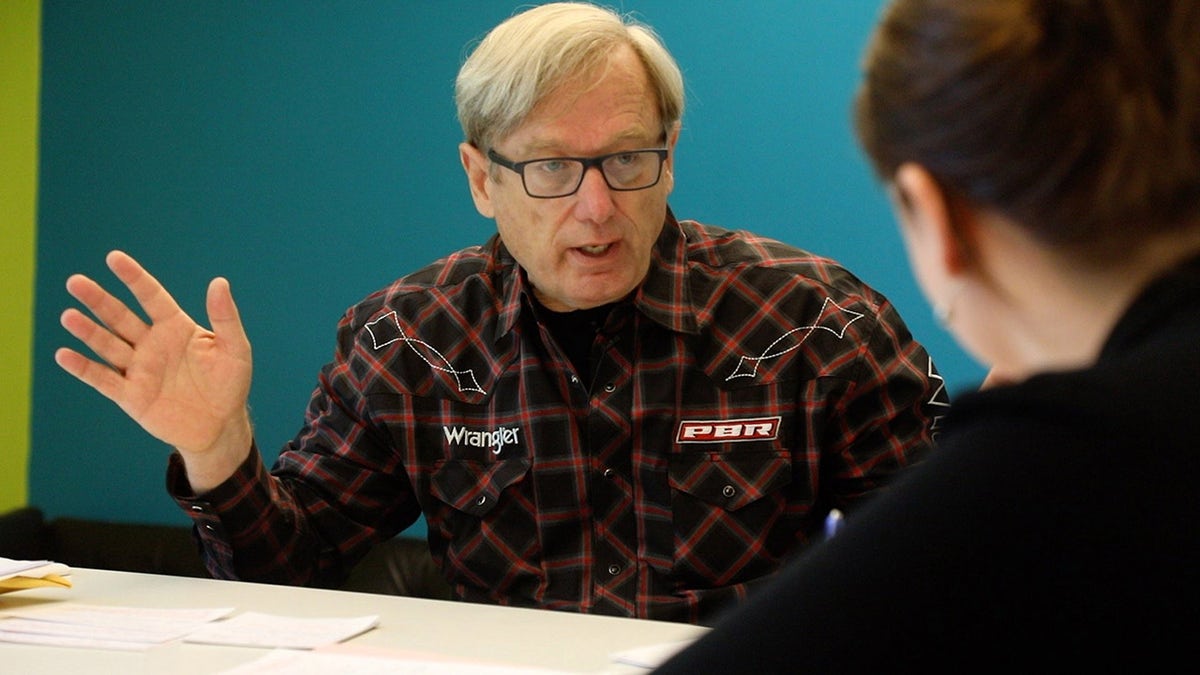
[661,121,681,194]
[459,142,495,219]
[893,163,973,276]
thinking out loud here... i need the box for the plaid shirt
[171,211,949,623]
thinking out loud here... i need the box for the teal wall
[32,1,986,531]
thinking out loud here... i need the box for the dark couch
[0,506,452,600]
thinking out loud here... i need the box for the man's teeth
[580,244,610,254]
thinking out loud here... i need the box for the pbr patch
[675,416,781,443]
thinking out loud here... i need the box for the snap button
[203,524,215,531]
[607,564,621,576]
[602,468,615,478]
[190,505,204,512]
[603,383,616,393]
[476,495,488,506]
[722,485,736,498]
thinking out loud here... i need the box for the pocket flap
[431,458,531,517]
[668,451,792,511]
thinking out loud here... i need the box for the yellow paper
[0,573,73,594]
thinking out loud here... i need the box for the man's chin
[559,289,630,311]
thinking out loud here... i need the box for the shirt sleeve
[167,444,305,583]
[818,295,949,510]
[167,314,424,587]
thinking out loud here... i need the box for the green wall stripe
[0,0,40,512]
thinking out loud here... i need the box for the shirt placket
[584,321,639,616]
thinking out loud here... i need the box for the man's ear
[893,162,973,275]
[459,142,495,219]
[661,122,681,194]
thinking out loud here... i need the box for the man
[57,2,946,624]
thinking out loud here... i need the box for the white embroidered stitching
[364,311,485,394]
[726,297,866,381]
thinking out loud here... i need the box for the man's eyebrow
[517,130,660,157]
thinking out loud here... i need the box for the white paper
[184,611,380,649]
[0,557,51,576]
[0,627,154,652]
[0,557,70,582]
[0,616,193,644]
[3,603,235,632]
[0,603,236,651]
[219,649,576,674]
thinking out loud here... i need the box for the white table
[0,568,707,674]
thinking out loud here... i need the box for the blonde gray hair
[455,2,685,150]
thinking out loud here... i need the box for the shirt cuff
[167,444,267,574]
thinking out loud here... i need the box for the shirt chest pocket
[430,458,530,517]
[668,450,793,510]
[428,458,542,600]
[667,450,795,586]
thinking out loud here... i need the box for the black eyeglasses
[487,147,669,199]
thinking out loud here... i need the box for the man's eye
[532,160,570,174]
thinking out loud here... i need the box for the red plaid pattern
[172,210,948,624]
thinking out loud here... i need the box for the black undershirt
[535,299,614,384]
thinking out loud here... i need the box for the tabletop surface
[0,567,708,674]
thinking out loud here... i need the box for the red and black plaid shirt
[172,211,949,623]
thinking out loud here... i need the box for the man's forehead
[512,126,661,156]
[500,95,662,156]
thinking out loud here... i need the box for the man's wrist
[179,413,254,494]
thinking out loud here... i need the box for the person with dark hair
[654,0,1200,668]
[54,2,946,624]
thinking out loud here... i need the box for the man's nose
[572,166,616,222]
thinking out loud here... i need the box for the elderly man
[57,2,946,624]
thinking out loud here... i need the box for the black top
[654,253,1200,673]
[533,296,614,386]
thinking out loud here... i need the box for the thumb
[206,277,250,352]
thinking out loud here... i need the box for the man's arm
[821,296,949,510]
[167,304,425,587]
[56,250,255,491]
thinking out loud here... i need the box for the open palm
[56,251,253,458]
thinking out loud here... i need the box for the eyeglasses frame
[486,147,670,199]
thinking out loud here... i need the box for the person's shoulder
[680,220,856,276]
[678,219,808,262]
[670,220,912,381]
[676,219,884,303]
[344,238,508,325]
[943,359,1175,463]
[329,239,516,401]
[395,240,501,290]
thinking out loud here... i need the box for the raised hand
[56,251,254,490]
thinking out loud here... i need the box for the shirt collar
[494,237,525,341]
[492,206,701,342]
[1100,250,1200,359]
[633,207,701,335]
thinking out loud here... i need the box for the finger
[60,307,136,372]
[65,272,150,347]
[55,346,128,404]
[207,277,251,357]
[106,250,188,325]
